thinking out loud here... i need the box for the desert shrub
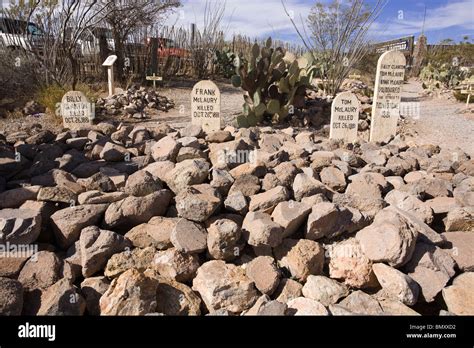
[231,38,317,127]
[420,63,471,90]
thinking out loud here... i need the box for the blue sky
[165,0,474,44]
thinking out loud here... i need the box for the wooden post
[102,55,118,97]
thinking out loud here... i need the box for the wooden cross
[459,78,474,107]
[146,73,163,90]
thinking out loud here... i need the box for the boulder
[249,186,290,213]
[274,239,325,282]
[170,219,207,254]
[100,269,159,316]
[125,217,176,249]
[37,279,86,316]
[245,256,280,295]
[242,212,284,248]
[175,186,221,222]
[79,226,130,277]
[0,277,23,315]
[302,275,349,306]
[442,272,474,315]
[287,297,329,316]
[328,238,377,288]
[152,248,200,282]
[81,277,111,316]
[192,261,258,314]
[0,208,41,245]
[271,201,312,238]
[372,263,419,306]
[404,242,456,302]
[356,208,418,267]
[103,190,172,232]
[51,204,108,249]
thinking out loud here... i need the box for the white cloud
[165,0,313,40]
[371,0,474,40]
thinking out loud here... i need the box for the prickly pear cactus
[231,37,317,128]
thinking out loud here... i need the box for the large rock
[274,239,325,282]
[18,251,65,290]
[385,190,433,224]
[224,191,248,215]
[328,238,377,288]
[81,276,111,316]
[206,216,242,261]
[151,136,180,162]
[170,219,207,254]
[242,212,284,247]
[152,248,200,282]
[103,190,172,232]
[306,203,365,241]
[287,297,329,316]
[51,204,108,249]
[0,208,41,245]
[245,256,280,295]
[302,276,349,306]
[100,269,159,315]
[104,247,156,278]
[166,159,210,193]
[78,191,127,205]
[0,186,40,209]
[293,173,326,202]
[124,170,162,197]
[248,186,290,213]
[125,217,176,249]
[145,269,202,316]
[0,277,23,315]
[192,261,258,314]
[356,208,418,267]
[444,207,474,232]
[79,226,130,277]
[274,278,303,304]
[372,263,419,306]
[175,186,221,222]
[37,279,86,316]
[335,173,386,219]
[338,290,384,315]
[404,242,456,302]
[441,232,474,271]
[442,272,474,315]
[100,142,130,162]
[320,167,346,192]
[271,201,311,238]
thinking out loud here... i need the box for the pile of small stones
[96,86,175,120]
[0,121,473,316]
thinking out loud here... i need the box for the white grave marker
[370,51,406,142]
[61,91,93,130]
[330,91,360,142]
[102,55,117,97]
[191,80,221,133]
[146,73,163,90]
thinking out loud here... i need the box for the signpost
[102,55,118,97]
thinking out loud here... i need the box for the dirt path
[145,80,243,129]
[401,80,474,157]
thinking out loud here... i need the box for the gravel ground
[400,80,474,157]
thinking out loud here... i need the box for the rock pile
[0,122,473,316]
[96,86,175,120]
